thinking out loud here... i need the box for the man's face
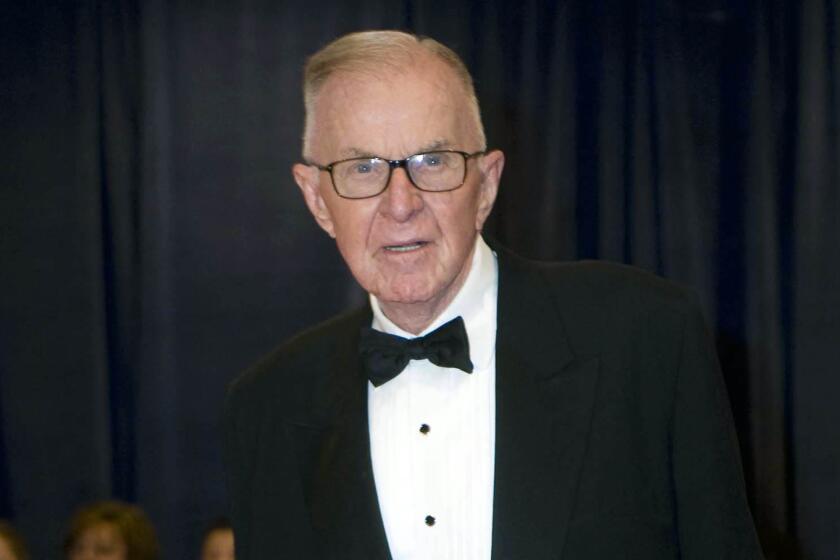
[293,55,504,327]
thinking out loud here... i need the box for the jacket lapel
[491,250,601,559]
[288,307,392,560]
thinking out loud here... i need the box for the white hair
[301,30,486,158]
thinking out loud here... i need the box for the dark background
[1,1,838,559]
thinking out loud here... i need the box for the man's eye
[353,162,374,174]
[422,154,442,166]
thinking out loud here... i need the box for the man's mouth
[384,241,427,252]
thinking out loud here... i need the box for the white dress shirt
[368,235,498,560]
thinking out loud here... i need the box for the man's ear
[475,149,505,230]
[292,163,336,238]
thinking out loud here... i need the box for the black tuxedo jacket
[224,248,763,559]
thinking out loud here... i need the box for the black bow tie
[359,316,474,387]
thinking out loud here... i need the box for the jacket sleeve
[670,300,764,559]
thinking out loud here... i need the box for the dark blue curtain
[1,1,837,559]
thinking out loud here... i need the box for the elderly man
[223,31,763,560]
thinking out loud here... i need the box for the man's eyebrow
[340,147,377,158]
[415,139,451,153]
[338,139,452,159]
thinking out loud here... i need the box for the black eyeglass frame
[307,149,487,200]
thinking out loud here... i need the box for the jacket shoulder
[225,305,370,424]
[537,259,694,310]
[501,253,702,360]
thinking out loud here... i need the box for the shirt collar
[370,235,498,370]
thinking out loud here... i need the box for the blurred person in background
[63,500,158,560]
[199,517,234,560]
[0,520,29,560]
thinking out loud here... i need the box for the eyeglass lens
[332,151,466,198]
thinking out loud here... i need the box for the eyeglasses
[308,150,486,200]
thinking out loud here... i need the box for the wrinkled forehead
[307,60,477,160]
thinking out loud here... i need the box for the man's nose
[380,167,423,221]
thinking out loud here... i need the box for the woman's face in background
[201,528,234,560]
[67,522,127,560]
[0,534,20,560]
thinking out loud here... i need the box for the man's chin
[377,289,433,307]
[374,281,439,307]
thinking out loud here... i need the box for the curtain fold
[792,1,840,558]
